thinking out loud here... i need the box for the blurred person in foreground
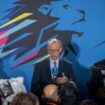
[9,92,39,105]
[42,84,60,105]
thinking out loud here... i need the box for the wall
[0,0,105,99]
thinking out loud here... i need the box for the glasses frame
[48,49,60,53]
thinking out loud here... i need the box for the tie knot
[53,62,56,67]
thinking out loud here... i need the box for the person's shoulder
[35,58,49,66]
[60,58,72,65]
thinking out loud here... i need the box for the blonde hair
[12,92,39,105]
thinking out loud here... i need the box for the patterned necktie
[52,62,59,79]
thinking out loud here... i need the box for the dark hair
[59,81,79,105]
[80,99,94,105]
[12,92,38,105]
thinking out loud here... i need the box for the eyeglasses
[48,49,60,53]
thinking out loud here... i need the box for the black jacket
[31,58,75,98]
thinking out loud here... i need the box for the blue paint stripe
[0,19,36,39]
[0,32,33,50]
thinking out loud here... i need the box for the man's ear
[59,47,62,52]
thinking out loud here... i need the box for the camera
[59,81,79,105]
[88,65,105,104]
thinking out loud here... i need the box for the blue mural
[0,0,105,100]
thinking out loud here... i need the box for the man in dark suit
[31,39,76,102]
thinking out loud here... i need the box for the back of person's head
[80,99,95,105]
[11,92,38,105]
[59,81,79,105]
[43,84,59,102]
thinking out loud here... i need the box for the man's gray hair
[48,38,62,48]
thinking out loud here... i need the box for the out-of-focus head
[43,84,59,102]
[0,96,2,105]
[80,99,95,105]
[47,39,62,60]
[11,92,39,105]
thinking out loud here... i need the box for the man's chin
[51,57,58,61]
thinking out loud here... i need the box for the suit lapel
[46,59,53,81]
[58,59,63,75]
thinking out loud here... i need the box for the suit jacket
[88,68,105,96]
[31,58,75,98]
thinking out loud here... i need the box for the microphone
[52,66,59,79]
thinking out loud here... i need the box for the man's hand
[56,73,68,85]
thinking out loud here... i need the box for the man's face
[47,41,62,60]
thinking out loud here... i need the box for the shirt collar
[50,58,59,68]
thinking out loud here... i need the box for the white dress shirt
[50,58,59,79]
